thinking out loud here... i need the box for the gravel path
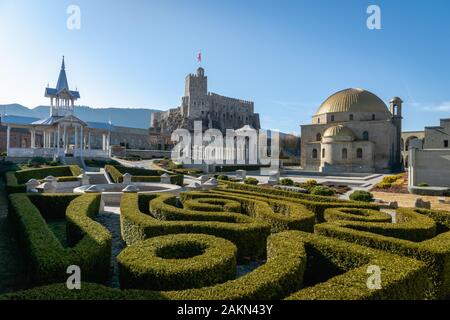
[95,206,125,288]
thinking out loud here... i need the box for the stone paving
[0,179,27,294]
[95,206,125,288]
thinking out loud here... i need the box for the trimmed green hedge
[183,191,316,233]
[8,193,111,285]
[0,231,429,300]
[118,234,237,290]
[285,232,429,300]
[105,165,183,186]
[216,183,379,222]
[120,193,271,261]
[1,231,307,300]
[6,165,82,194]
[315,207,450,299]
[324,208,392,223]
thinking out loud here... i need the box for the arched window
[316,133,322,141]
[331,115,335,122]
[372,114,376,120]
[312,149,318,159]
[349,114,354,121]
[342,148,348,159]
[318,118,321,124]
[363,131,369,141]
[357,148,363,159]
[322,148,326,158]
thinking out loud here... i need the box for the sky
[0,0,450,135]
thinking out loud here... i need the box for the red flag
[197,52,202,63]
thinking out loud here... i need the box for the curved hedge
[0,231,429,300]
[183,191,316,233]
[118,234,237,290]
[324,208,392,223]
[6,165,82,194]
[315,207,450,299]
[105,165,183,186]
[8,193,111,285]
[120,193,271,261]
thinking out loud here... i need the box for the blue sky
[1,0,449,135]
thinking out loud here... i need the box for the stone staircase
[62,156,86,170]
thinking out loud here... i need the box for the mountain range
[0,104,160,129]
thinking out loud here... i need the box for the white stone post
[80,125,84,157]
[123,173,132,184]
[160,173,171,184]
[63,125,67,151]
[102,134,106,151]
[6,126,10,155]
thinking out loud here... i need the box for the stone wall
[409,148,450,188]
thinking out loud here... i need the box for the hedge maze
[2,181,450,300]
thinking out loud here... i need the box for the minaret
[390,97,403,171]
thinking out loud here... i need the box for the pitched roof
[45,56,80,99]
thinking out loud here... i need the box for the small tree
[349,190,374,202]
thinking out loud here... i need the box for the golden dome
[323,125,356,141]
[315,88,389,115]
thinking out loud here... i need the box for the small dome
[323,125,356,141]
[315,88,389,115]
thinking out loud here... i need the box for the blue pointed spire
[56,56,69,92]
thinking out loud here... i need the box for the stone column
[6,126,10,154]
[63,125,67,151]
[74,125,78,154]
[57,124,60,155]
[88,131,91,150]
[102,134,106,151]
[80,125,83,157]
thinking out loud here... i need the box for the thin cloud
[420,101,450,112]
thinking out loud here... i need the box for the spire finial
[61,56,65,70]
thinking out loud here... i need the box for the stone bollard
[122,185,140,193]
[123,173,132,184]
[414,198,431,209]
[160,173,171,184]
[388,201,399,209]
[236,170,246,180]
[268,171,280,186]
[44,176,58,188]
[202,178,218,190]
[78,173,90,186]
[40,182,56,193]
[185,182,202,191]
[25,179,40,193]
[85,185,103,193]
[199,175,209,184]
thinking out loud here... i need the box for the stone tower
[181,67,208,118]
[390,97,403,170]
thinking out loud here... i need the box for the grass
[46,219,68,248]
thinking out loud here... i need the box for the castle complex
[150,67,260,134]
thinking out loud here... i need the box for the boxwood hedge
[182,191,316,233]
[8,193,111,285]
[315,207,450,299]
[0,231,429,300]
[105,165,183,186]
[6,165,82,194]
[118,233,237,290]
[120,193,271,261]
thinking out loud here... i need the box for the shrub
[105,165,183,186]
[376,182,392,189]
[349,190,374,202]
[310,186,335,196]
[8,193,111,285]
[1,231,429,300]
[27,157,47,168]
[217,175,229,181]
[280,178,294,186]
[244,177,259,185]
[118,234,237,290]
[48,160,61,166]
[120,193,271,261]
[418,183,429,187]
[315,207,450,298]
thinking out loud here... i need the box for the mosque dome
[315,88,390,116]
[323,125,356,141]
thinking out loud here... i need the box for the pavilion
[2,57,111,159]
